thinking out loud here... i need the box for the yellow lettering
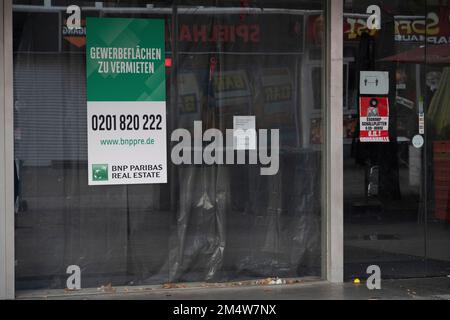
[426,12,440,36]
[347,18,358,40]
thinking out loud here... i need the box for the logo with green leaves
[92,164,108,182]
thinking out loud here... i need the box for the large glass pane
[13,0,326,290]
[343,0,429,279]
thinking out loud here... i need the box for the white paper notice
[233,116,256,150]
[360,71,389,95]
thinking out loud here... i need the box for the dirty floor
[15,277,450,300]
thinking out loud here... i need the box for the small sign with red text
[360,97,389,143]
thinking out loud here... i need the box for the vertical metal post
[168,0,179,283]
[0,0,14,300]
[324,0,344,283]
[0,0,6,300]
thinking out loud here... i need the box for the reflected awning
[381,44,450,64]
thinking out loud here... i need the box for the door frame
[324,0,344,283]
[0,0,14,300]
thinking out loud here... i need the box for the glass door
[344,0,429,280]
[344,0,450,280]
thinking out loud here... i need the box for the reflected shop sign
[171,14,304,53]
[16,10,304,53]
[60,13,304,53]
[54,11,306,53]
[344,7,450,44]
[305,6,450,45]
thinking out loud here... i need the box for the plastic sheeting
[13,0,325,290]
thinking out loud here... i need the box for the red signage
[359,97,390,143]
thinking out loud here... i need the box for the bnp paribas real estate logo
[92,164,109,182]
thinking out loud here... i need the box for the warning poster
[359,97,390,143]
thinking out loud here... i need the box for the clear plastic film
[13,0,325,290]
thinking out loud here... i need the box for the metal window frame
[0,0,343,298]
[323,0,344,283]
[0,0,14,300]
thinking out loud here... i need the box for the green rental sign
[86,18,168,186]
[86,17,166,102]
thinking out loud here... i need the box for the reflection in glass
[13,0,326,290]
